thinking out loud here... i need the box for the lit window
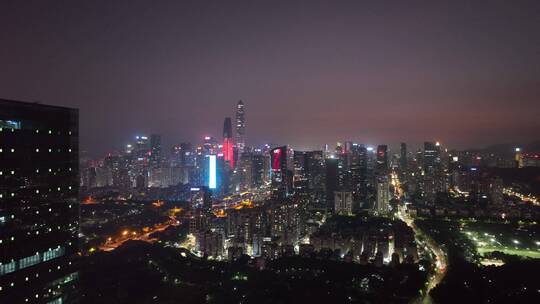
[43,247,65,262]
[0,120,21,129]
[19,253,40,269]
[0,260,16,275]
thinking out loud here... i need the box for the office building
[0,99,79,303]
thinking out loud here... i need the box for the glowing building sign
[208,155,217,189]
[223,138,234,168]
[272,148,282,170]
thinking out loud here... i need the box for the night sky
[1,0,539,156]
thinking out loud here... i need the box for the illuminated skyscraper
[208,155,217,189]
[223,117,234,169]
[270,146,288,198]
[235,100,246,153]
[0,99,79,303]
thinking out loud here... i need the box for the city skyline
[1,1,539,155]
[2,2,540,303]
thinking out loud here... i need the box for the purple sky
[1,0,539,156]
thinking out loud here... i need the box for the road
[392,172,448,303]
[99,216,177,252]
[397,205,447,303]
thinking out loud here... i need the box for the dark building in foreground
[0,99,79,303]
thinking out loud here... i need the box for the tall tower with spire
[235,100,246,153]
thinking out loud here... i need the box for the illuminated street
[397,205,448,303]
[393,171,448,303]
[503,187,539,205]
[98,216,178,252]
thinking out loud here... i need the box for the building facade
[0,99,79,303]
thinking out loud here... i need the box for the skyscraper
[251,154,265,188]
[325,158,339,211]
[423,141,440,172]
[334,191,353,215]
[270,146,288,198]
[132,135,150,187]
[223,117,234,169]
[350,144,368,203]
[235,100,246,153]
[423,141,442,203]
[400,143,407,171]
[376,178,390,214]
[149,134,162,169]
[0,99,79,303]
[376,145,388,175]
